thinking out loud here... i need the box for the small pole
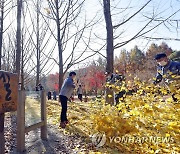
[40,90,47,140]
[17,90,25,152]
[0,113,5,154]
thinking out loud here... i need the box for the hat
[154,53,167,60]
[69,71,76,76]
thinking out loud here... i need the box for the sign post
[0,113,5,154]
[0,71,18,154]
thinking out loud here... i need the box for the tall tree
[55,0,63,91]
[16,0,56,89]
[101,0,180,68]
[16,0,22,78]
[115,49,129,75]
[103,0,114,74]
[101,0,180,103]
[0,0,4,69]
[36,0,40,86]
[103,0,115,104]
[45,0,97,91]
[129,45,145,70]
[130,46,145,64]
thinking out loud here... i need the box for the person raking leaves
[59,71,76,128]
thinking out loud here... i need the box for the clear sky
[69,0,180,71]
[3,0,180,73]
[84,0,180,52]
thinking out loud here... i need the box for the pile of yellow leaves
[91,79,180,153]
[46,78,179,153]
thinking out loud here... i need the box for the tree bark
[0,0,4,69]
[103,0,114,74]
[21,34,24,90]
[36,0,40,86]
[16,0,23,79]
[103,0,114,105]
[55,0,64,92]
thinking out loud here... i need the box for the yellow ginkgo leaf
[108,94,112,98]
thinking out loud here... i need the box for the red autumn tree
[46,73,59,91]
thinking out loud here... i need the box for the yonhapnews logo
[91,132,175,147]
[91,132,106,147]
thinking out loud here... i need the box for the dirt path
[4,113,94,154]
[4,98,117,154]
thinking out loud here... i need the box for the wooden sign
[0,71,18,113]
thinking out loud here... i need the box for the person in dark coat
[153,53,180,101]
[53,91,57,100]
[48,91,51,100]
[153,53,180,85]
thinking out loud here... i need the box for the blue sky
[3,0,180,73]
[84,0,180,53]
[67,0,180,71]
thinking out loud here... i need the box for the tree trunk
[103,0,114,105]
[55,0,64,92]
[21,34,24,90]
[16,0,22,79]
[36,0,40,86]
[103,0,114,73]
[0,0,4,69]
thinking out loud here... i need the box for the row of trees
[0,0,99,90]
[115,42,176,80]
[24,42,178,96]
[0,0,179,93]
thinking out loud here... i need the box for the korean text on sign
[0,71,18,113]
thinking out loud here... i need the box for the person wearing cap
[59,71,76,128]
[153,53,180,85]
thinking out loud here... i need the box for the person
[105,72,125,105]
[153,53,180,101]
[53,91,57,100]
[48,91,51,100]
[153,53,180,85]
[77,85,83,102]
[59,71,76,128]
